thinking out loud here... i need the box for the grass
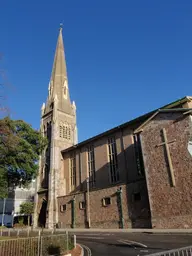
[0,237,13,240]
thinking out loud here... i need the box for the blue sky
[1,1,192,142]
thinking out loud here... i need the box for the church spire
[34,25,77,229]
[51,25,67,83]
[48,25,70,105]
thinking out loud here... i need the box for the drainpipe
[71,196,75,228]
[116,187,124,229]
[86,177,91,228]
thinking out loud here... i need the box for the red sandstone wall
[57,182,151,229]
[57,184,130,228]
[141,113,192,228]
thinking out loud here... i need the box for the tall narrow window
[133,133,144,176]
[43,125,46,137]
[70,152,76,187]
[87,145,96,187]
[63,126,67,139]
[68,127,71,140]
[108,137,119,183]
[47,122,52,153]
[44,164,49,188]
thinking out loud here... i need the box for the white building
[0,180,36,227]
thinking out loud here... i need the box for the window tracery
[59,123,71,140]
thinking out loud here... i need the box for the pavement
[67,231,192,256]
[63,228,192,233]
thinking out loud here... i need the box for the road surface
[69,231,192,256]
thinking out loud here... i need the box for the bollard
[66,230,69,252]
[73,234,76,248]
[17,229,20,237]
[38,230,41,256]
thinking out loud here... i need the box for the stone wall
[57,182,151,229]
[58,184,129,229]
[141,113,192,228]
[60,124,146,195]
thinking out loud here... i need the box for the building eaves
[61,110,154,154]
[61,96,192,154]
[134,108,192,134]
[163,96,192,109]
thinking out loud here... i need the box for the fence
[0,228,70,237]
[0,229,40,237]
[0,231,74,256]
[0,237,38,256]
[147,245,192,256]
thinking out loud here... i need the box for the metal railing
[0,231,74,256]
[147,245,192,256]
[0,236,39,256]
[0,228,69,237]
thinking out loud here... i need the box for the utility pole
[2,198,6,226]
[86,177,91,228]
[11,210,14,228]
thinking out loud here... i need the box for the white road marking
[118,239,133,247]
[80,243,92,256]
[78,236,104,239]
[77,233,101,236]
[77,233,114,237]
[118,239,148,248]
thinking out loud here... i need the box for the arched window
[47,122,52,144]
[44,125,46,137]
[59,123,71,140]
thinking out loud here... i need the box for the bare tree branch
[0,54,11,116]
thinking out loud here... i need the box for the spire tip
[59,23,63,31]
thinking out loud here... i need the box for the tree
[0,117,47,197]
[20,202,34,226]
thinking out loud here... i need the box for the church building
[34,27,192,229]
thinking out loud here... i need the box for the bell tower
[34,26,77,228]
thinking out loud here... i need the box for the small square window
[60,204,67,212]
[133,192,141,201]
[102,197,111,207]
[79,201,86,210]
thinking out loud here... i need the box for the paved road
[69,231,192,256]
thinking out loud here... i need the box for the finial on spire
[60,23,63,31]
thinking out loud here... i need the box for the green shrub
[0,226,7,229]
[0,233,73,256]
[41,234,74,255]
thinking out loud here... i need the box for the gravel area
[70,244,82,256]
